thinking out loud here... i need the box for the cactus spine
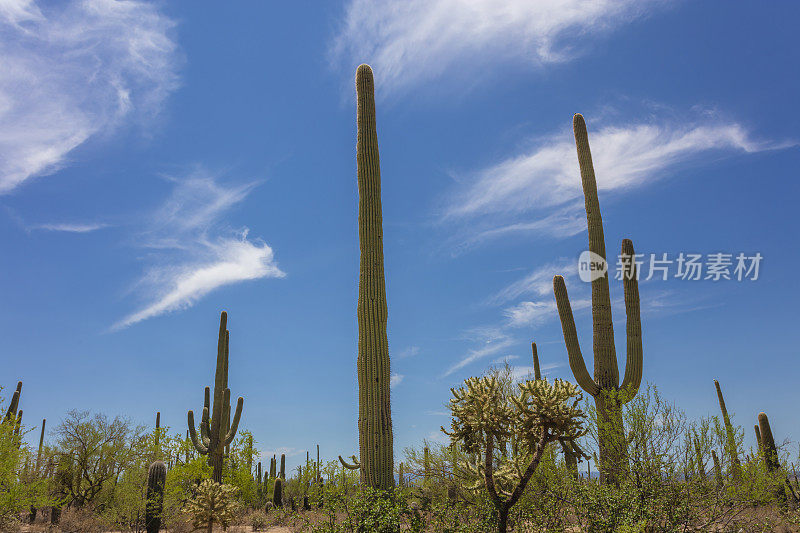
[187,311,244,483]
[553,114,643,485]
[714,380,741,477]
[354,63,394,490]
[145,460,167,533]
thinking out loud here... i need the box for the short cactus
[145,460,167,533]
[272,477,283,508]
[553,114,643,485]
[187,311,244,483]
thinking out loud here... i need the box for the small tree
[443,375,586,533]
[184,479,238,533]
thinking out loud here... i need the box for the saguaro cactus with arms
[553,114,643,485]
[187,311,244,483]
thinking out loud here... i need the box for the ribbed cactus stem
[13,410,22,441]
[758,412,798,506]
[714,380,741,477]
[424,446,430,481]
[693,436,706,481]
[145,460,166,533]
[187,311,244,483]
[272,477,283,508]
[755,424,764,458]
[270,456,276,479]
[758,412,780,473]
[552,115,643,485]
[280,453,286,479]
[355,63,394,490]
[531,342,541,380]
[4,381,22,422]
[35,419,46,470]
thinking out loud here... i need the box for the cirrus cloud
[0,0,179,192]
[331,0,669,96]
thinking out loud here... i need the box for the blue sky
[2,0,799,470]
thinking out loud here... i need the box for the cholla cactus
[443,375,586,533]
[184,479,239,533]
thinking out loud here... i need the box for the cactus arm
[224,396,243,446]
[531,342,541,380]
[200,405,211,447]
[573,113,618,387]
[339,455,361,470]
[619,239,643,402]
[553,275,600,397]
[187,411,209,454]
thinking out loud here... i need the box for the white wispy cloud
[114,171,284,330]
[490,260,573,305]
[457,122,770,216]
[0,0,179,192]
[390,373,404,388]
[331,0,667,96]
[260,447,303,460]
[444,327,515,377]
[445,119,791,241]
[397,346,420,359]
[503,296,590,329]
[509,363,561,381]
[32,222,109,233]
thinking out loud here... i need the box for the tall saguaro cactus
[553,114,643,485]
[353,63,394,490]
[187,311,244,483]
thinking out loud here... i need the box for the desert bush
[57,507,113,533]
